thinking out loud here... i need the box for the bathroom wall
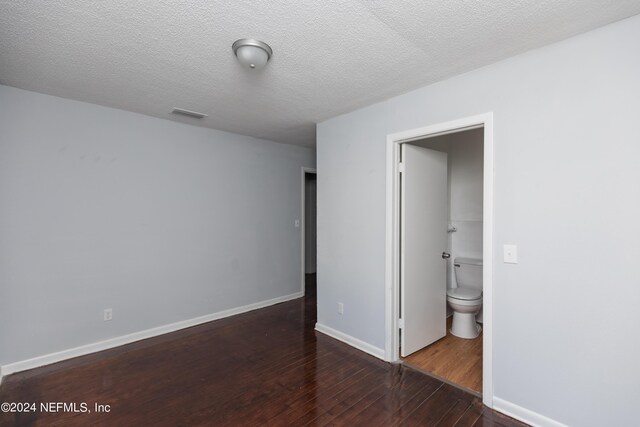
[449,129,484,265]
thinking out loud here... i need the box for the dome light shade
[232,39,273,70]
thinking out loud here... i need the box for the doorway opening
[301,168,317,297]
[401,128,484,395]
[385,113,494,407]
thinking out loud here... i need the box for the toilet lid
[447,287,482,300]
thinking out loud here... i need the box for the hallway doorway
[301,167,317,295]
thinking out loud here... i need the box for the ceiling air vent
[171,108,208,119]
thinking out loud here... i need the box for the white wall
[0,85,315,367]
[317,14,640,427]
[449,129,484,263]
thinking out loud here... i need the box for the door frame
[384,113,494,407]
[301,167,317,296]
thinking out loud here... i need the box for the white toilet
[447,257,483,339]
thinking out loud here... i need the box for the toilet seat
[447,287,482,301]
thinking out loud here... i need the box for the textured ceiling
[1,1,639,147]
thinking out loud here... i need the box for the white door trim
[384,113,494,407]
[301,167,317,295]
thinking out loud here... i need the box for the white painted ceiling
[1,1,639,147]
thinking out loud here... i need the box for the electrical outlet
[104,308,113,321]
[337,302,344,315]
[295,219,300,228]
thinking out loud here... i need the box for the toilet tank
[454,257,483,290]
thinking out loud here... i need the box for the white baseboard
[493,397,567,427]
[315,323,385,360]
[1,291,303,377]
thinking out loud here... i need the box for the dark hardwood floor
[0,275,526,426]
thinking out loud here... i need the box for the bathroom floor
[402,316,483,394]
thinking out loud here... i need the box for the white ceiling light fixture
[232,39,273,70]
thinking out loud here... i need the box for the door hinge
[398,318,404,329]
[398,162,405,173]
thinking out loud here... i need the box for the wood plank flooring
[0,275,524,426]
[402,316,483,394]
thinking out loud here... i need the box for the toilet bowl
[447,288,482,338]
[448,257,483,339]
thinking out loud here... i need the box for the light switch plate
[504,244,518,263]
